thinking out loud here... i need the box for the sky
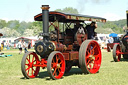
[0,0,128,22]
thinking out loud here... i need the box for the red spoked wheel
[79,40,102,74]
[21,51,40,78]
[113,44,121,62]
[47,51,65,80]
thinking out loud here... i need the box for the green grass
[0,49,128,85]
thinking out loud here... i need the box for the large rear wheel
[47,51,65,80]
[21,52,40,78]
[113,44,121,62]
[79,40,102,74]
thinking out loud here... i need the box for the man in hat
[86,21,97,39]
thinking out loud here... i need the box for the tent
[14,37,37,48]
[109,33,118,37]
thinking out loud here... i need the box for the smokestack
[126,10,128,29]
[41,5,50,41]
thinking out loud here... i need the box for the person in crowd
[28,41,31,49]
[6,40,10,50]
[106,37,109,43]
[86,21,97,39]
[22,40,28,53]
[18,40,22,54]
[109,36,114,43]
[1,41,4,51]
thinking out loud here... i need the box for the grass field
[0,49,128,85]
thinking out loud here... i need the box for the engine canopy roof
[34,11,106,23]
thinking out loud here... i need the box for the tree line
[0,7,127,38]
[97,19,127,34]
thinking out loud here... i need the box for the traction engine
[113,10,128,62]
[21,5,105,80]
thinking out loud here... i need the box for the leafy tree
[11,29,21,37]
[18,21,29,34]
[30,26,42,36]
[97,19,126,34]
[32,21,42,30]
[2,27,20,37]
[7,20,20,30]
[23,29,34,37]
[0,19,7,29]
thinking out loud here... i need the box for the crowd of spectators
[0,40,31,54]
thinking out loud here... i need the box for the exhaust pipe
[41,5,50,41]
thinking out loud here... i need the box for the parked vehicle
[113,10,128,62]
[107,36,120,52]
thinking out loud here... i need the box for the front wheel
[47,51,65,80]
[113,44,121,62]
[79,40,102,74]
[21,52,40,78]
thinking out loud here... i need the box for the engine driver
[86,21,97,39]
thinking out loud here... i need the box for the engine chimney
[41,5,50,41]
[126,10,128,29]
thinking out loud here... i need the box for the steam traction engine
[113,10,128,62]
[21,5,106,80]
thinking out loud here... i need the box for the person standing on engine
[86,21,97,39]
